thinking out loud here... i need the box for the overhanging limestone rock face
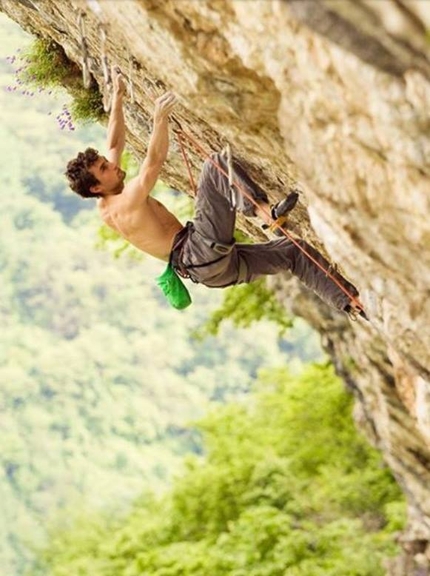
[1,0,429,572]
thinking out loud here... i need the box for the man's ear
[89,184,102,195]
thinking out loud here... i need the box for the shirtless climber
[65,67,363,317]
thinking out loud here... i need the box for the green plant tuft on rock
[20,38,69,86]
[68,84,105,124]
[20,37,105,123]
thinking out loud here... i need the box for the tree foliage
[20,37,105,123]
[30,365,406,576]
[195,279,292,339]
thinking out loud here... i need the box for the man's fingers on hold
[165,95,178,107]
[159,91,176,102]
[160,95,177,108]
[162,98,176,108]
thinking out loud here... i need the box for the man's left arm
[106,66,126,165]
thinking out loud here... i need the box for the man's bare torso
[98,177,184,261]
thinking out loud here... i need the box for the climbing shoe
[262,190,299,235]
[271,191,299,220]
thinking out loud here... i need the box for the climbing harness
[169,223,238,287]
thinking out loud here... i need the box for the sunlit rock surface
[1,0,429,572]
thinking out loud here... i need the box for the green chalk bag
[156,264,192,310]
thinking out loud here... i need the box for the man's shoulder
[123,175,149,197]
[121,176,154,208]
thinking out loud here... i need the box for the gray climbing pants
[174,153,356,311]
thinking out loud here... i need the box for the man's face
[89,156,126,196]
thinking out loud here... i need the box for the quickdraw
[77,12,137,111]
[77,12,91,89]
[98,24,112,113]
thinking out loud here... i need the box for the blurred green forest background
[0,13,405,576]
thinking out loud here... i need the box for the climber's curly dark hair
[65,147,101,199]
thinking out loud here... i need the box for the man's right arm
[106,66,127,165]
[131,92,178,202]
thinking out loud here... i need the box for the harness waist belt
[169,223,235,282]
[170,222,193,279]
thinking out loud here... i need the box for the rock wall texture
[1,0,429,573]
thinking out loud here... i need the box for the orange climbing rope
[170,118,365,314]
[176,130,197,197]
